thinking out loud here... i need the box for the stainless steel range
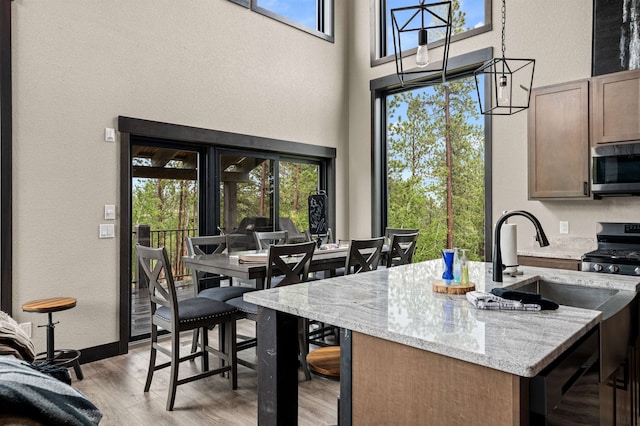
[582,222,640,275]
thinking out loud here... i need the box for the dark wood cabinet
[528,80,590,199]
[592,69,640,146]
[518,255,581,271]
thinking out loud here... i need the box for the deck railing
[132,225,199,289]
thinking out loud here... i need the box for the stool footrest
[34,349,84,381]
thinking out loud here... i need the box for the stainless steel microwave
[592,143,640,198]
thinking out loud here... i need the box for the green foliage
[132,178,198,232]
[387,77,485,262]
[278,162,320,232]
[385,0,485,262]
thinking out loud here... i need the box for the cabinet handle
[584,182,589,196]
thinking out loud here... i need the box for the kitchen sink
[507,279,638,382]
[511,280,619,310]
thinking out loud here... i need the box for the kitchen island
[245,260,639,425]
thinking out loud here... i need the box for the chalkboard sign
[308,192,328,236]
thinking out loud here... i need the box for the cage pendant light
[474,0,535,115]
[390,1,453,87]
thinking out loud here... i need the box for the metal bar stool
[22,297,84,381]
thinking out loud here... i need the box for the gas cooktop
[582,223,640,275]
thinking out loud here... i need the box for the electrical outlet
[559,221,569,234]
[19,322,32,338]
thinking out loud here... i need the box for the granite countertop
[245,260,640,378]
[518,237,595,260]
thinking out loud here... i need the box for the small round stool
[22,297,84,381]
[307,346,340,380]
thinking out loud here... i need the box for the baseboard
[78,341,123,364]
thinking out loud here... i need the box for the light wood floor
[73,319,340,426]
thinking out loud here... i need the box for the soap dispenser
[453,248,461,283]
[460,249,469,285]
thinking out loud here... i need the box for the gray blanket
[0,311,35,362]
[0,356,102,425]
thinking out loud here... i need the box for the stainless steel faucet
[493,210,550,282]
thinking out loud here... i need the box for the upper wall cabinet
[591,69,640,145]
[528,80,590,199]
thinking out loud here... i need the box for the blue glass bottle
[441,249,454,285]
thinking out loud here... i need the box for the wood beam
[132,166,197,180]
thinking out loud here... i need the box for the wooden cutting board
[432,280,476,294]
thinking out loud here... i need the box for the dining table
[182,244,361,290]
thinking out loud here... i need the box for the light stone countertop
[518,237,596,260]
[245,260,640,378]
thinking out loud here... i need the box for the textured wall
[347,0,640,249]
[12,0,348,351]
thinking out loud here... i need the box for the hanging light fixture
[390,1,453,87]
[474,0,535,115]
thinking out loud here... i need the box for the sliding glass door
[217,150,321,244]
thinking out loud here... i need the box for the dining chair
[226,241,317,379]
[186,235,228,290]
[344,237,385,274]
[307,237,385,379]
[186,236,255,354]
[136,244,238,411]
[254,230,288,250]
[385,232,419,268]
[384,227,420,240]
[382,228,419,266]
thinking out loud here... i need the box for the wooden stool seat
[307,346,340,379]
[22,297,77,313]
[22,296,83,381]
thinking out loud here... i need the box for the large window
[373,0,491,64]
[385,76,486,261]
[371,49,493,263]
[230,0,334,42]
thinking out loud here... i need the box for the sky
[257,1,486,37]
[256,0,317,30]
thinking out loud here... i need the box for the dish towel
[490,288,559,310]
[466,291,542,311]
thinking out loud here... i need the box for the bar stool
[21,297,84,381]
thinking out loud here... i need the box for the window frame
[227,0,250,7]
[370,48,494,261]
[230,0,334,43]
[371,0,492,66]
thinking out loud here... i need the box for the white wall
[11,0,349,351]
[13,0,640,354]
[347,0,640,248]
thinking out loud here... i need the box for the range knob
[635,267,640,275]
[593,264,604,272]
[608,265,619,273]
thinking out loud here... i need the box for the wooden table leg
[257,307,299,426]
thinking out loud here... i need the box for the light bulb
[416,29,429,67]
[498,75,510,105]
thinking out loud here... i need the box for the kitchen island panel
[352,331,527,426]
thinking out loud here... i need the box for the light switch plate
[105,128,116,142]
[104,204,116,220]
[559,221,569,234]
[99,224,115,238]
